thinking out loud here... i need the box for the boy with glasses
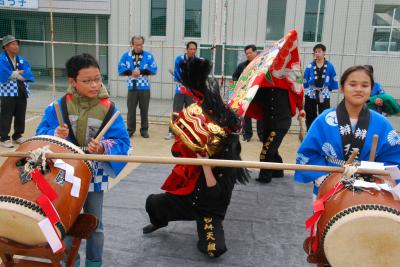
[36,53,130,267]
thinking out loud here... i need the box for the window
[98,17,109,79]
[266,0,287,40]
[200,45,264,77]
[224,46,239,77]
[199,45,212,61]
[0,18,12,38]
[303,0,325,42]
[151,0,167,36]
[0,15,43,42]
[185,0,202,38]
[14,20,27,40]
[372,5,400,52]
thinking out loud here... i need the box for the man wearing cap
[0,35,35,148]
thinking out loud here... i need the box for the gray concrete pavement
[97,164,311,267]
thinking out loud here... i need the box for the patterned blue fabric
[370,82,385,97]
[118,50,157,90]
[303,60,338,100]
[36,98,131,192]
[90,162,111,192]
[173,54,200,94]
[0,52,34,97]
[294,108,400,196]
[0,80,30,97]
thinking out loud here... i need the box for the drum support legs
[0,213,97,267]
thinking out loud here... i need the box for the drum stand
[0,213,97,267]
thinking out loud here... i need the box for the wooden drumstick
[54,101,63,126]
[94,111,121,142]
[345,148,359,165]
[369,135,379,162]
[298,110,306,142]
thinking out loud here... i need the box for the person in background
[165,41,198,140]
[118,35,157,138]
[365,64,400,115]
[303,43,338,130]
[232,44,263,142]
[0,35,35,148]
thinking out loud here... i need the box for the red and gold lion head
[170,103,229,156]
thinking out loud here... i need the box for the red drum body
[0,135,92,245]
[307,173,400,266]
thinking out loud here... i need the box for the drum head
[0,196,47,245]
[324,206,400,267]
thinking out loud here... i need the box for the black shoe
[141,132,149,138]
[142,224,162,234]
[242,136,251,142]
[128,132,134,138]
[255,177,272,183]
[272,170,284,178]
[256,170,272,183]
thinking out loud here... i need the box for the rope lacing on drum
[26,136,93,176]
[341,164,358,180]
[28,146,52,172]
[339,163,359,192]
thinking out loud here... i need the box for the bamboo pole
[0,151,389,176]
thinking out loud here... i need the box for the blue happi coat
[118,50,157,90]
[294,108,400,196]
[303,60,338,100]
[370,82,385,97]
[0,52,35,97]
[36,97,130,192]
[173,54,200,94]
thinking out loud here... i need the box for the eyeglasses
[75,76,103,85]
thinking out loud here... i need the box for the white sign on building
[0,0,38,9]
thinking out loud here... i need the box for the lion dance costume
[143,57,249,258]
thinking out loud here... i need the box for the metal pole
[211,0,218,76]
[49,0,56,100]
[221,0,228,88]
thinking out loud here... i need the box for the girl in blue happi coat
[295,65,400,199]
[36,54,130,267]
